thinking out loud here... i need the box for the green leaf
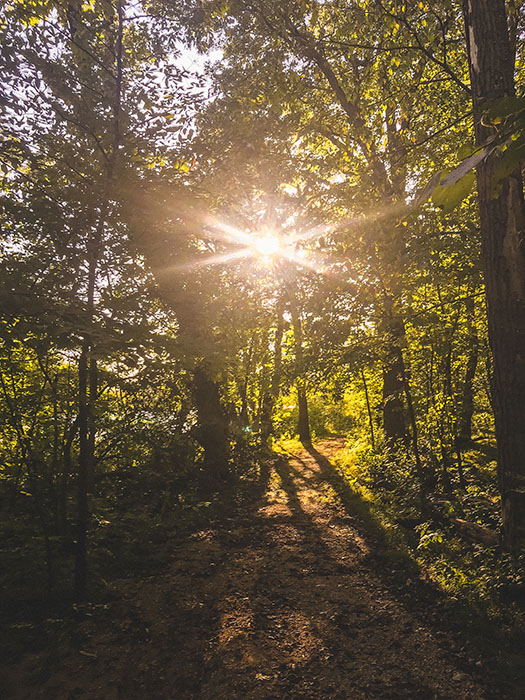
[483,96,525,125]
[432,171,476,213]
[440,149,487,187]
[490,138,525,195]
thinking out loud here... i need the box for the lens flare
[253,236,280,257]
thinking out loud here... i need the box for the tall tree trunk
[74,343,90,600]
[70,0,123,601]
[382,348,408,446]
[401,363,423,479]
[88,356,97,491]
[380,299,409,446]
[192,361,230,488]
[437,309,460,487]
[361,368,375,451]
[58,416,79,537]
[457,295,479,446]
[74,202,101,601]
[288,296,311,445]
[296,383,311,445]
[239,334,255,425]
[463,0,525,550]
[260,301,285,442]
[129,238,232,480]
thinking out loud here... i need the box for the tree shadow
[300,443,523,695]
[200,454,446,699]
[302,444,408,559]
[5,444,511,700]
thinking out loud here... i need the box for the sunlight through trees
[1,3,524,687]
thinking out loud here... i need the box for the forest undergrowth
[3,430,523,678]
[0,438,265,662]
[2,439,524,700]
[310,436,525,653]
[2,1,525,696]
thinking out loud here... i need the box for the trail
[2,439,517,699]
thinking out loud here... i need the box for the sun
[252,235,281,258]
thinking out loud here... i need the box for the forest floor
[2,438,523,700]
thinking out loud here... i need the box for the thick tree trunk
[382,355,407,446]
[297,383,311,445]
[463,0,525,550]
[129,213,232,486]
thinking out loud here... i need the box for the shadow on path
[1,439,513,700]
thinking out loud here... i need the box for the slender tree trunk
[381,301,409,446]
[361,368,375,451]
[239,334,255,424]
[58,416,79,537]
[74,343,89,600]
[458,296,479,446]
[438,310,460,487]
[463,0,525,550]
[74,202,101,601]
[288,296,311,445]
[400,363,423,479]
[192,361,230,488]
[88,357,97,490]
[260,301,285,442]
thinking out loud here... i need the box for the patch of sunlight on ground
[273,437,304,455]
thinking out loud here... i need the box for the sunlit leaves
[432,170,476,213]
[427,95,525,211]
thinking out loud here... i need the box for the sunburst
[251,235,281,258]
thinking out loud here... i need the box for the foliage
[1,0,524,650]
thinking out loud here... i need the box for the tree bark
[457,296,479,446]
[401,363,423,479]
[380,299,409,446]
[192,361,230,488]
[463,0,525,550]
[296,383,311,446]
[361,368,375,451]
[288,295,311,445]
[260,301,285,442]
[239,334,255,425]
[74,343,89,600]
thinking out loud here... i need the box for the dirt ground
[2,439,522,699]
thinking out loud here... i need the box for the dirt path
[2,439,517,699]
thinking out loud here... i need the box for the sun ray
[155,248,252,274]
[201,215,253,248]
[156,197,409,276]
[281,247,334,275]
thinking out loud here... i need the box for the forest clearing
[1,0,525,698]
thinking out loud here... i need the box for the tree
[0,0,206,597]
[462,0,525,550]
